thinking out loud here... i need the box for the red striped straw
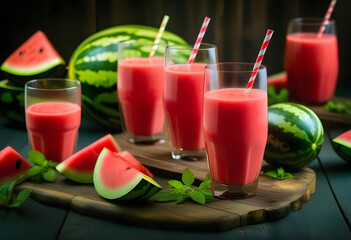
[246,29,274,91]
[187,17,211,64]
[317,0,337,37]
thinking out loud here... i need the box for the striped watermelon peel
[264,102,324,170]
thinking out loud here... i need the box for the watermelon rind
[0,79,25,124]
[93,148,161,200]
[332,130,351,163]
[56,134,120,183]
[264,102,324,170]
[68,25,188,130]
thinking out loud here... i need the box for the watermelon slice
[116,151,154,178]
[332,130,351,163]
[268,71,287,90]
[1,31,66,85]
[56,134,120,183]
[94,148,161,200]
[0,146,32,184]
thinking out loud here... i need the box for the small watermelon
[268,71,288,90]
[56,134,120,183]
[1,31,66,86]
[94,148,161,200]
[116,151,154,178]
[68,25,188,130]
[332,129,351,163]
[264,103,324,170]
[0,79,25,125]
[0,146,32,184]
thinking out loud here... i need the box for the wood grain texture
[16,133,316,232]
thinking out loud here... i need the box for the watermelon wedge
[0,146,32,184]
[94,148,161,200]
[116,151,154,178]
[1,31,66,85]
[56,134,120,183]
[332,129,351,163]
[268,72,287,90]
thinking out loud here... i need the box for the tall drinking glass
[118,40,167,144]
[203,63,268,199]
[164,43,218,160]
[25,79,81,163]
[284,18,339,104]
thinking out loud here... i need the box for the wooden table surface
[0,117,351,240]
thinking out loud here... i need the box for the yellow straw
[149,15,170,57]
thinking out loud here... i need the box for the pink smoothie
[118,57,164,136]
[26,101,81,162]
[164,64,206,150]
[203,88,267,185]
[284,33,338,103]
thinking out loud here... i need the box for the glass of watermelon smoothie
[203,63,268,199]
[118,40,168,144]
[164,43,218,160]
[284,18,339,104]
[25,79,81,163]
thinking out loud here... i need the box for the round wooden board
[17,134,316,232]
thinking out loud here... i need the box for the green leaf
[27,166,42,177]
[282,173,293,179]
[182,168,194,187]
[8,189,32,208]
[264,167,293,180]
[199,180,210,189]
[149,189,182,202]
[189,190,206,205]
[277,167,285,177]
[201,189,216,202]
[28,151,47,166]
[176,195,188,204]
[0,193,9,206]
[168,180,184,189]
[264,170,279,179]
[42,168,56,182]
[46,160,59,168]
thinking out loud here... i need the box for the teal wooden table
[0,117,351,240]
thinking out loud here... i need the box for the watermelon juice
[164,64,206,152]
[203,88,268,186]
[284,33,338,103]
[26,101,81,162]
[118,57,165,140]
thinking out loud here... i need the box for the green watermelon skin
[0,79,25,125]
[264,103,324,170]
[68,25,188,130]
[332,130,351,163]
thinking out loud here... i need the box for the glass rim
[166,42,217,51]
[205,62,266,73]
[25,78,81,91]
[119,39,168,47]
[289,17,336,26]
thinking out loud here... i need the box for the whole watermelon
[0,79,25,125]
[68,25,188,131]
[264,102,324,170]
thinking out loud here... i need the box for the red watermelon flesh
[116,151,154,178]
[56,134,120,183]
[93,148,161,200]
[268,72,287,90]
[0,146,32,183]
[332,129,351,163]
[1,31,65,84]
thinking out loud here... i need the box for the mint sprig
[150,168,216,205]
[268,85,290,106]
[264,167,293,180]
[28,151,58,182]
[0,181,32,208]
[324,100,351,115]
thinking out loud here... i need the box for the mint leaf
[46,160,59,168]
[264,167,293,180]
[28,151,47,166]
[182,168,194,187]
[201,189,216,202]
[277,167,285,177]
[42,168,56,182]
[8,189,32,208]
[264,170,279,178]
[150,189,182,202]
[282,172,293,179]
[168,180,184,189]
[189,190,206,205]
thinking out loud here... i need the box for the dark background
[0,0,350,94]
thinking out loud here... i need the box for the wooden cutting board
[17,134,316,232]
